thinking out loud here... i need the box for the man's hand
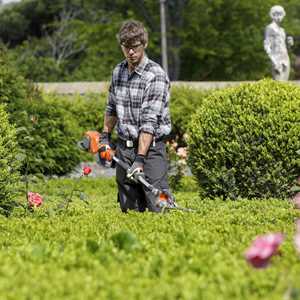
[98,132,112,167]
[126,154,145,183]
[100,132,111,145]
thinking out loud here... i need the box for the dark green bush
[170,86,211,142]
[18,94,82,175]
[65,93,107,133]
[188,79,300,199]
[0,104,20,215]
[0,49,81,175]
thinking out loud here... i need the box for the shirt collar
[122,55,148,77]
[134,55,148,76]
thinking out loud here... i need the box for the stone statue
[264,5,294,81]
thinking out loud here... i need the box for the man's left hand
[127,154,145,183]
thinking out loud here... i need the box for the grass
[0,177,300,300]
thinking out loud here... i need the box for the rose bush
[27,192,43,208]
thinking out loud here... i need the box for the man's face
[121,40,146,66]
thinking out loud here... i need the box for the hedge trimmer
[78,131,196,212]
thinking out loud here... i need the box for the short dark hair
[117,20,148,46]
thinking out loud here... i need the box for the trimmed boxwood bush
[188,79,300,199]
[0,104,20,215]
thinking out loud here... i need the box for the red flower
[83,166,92,176]
[27,192,43,208]
[245,233,284,268]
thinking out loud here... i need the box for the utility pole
[160,0,168,75]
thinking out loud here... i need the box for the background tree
[1,0,300,81]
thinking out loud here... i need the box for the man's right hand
[100,132,111,145]
[98,132,113,167]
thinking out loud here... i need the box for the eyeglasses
[121,42,144,51]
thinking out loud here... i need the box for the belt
[118,136,165,148]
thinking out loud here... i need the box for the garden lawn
[0,177,300,300]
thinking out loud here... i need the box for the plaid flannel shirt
[106,56,171,140]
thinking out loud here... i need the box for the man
[100,20,172,213]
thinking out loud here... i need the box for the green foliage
[0,49,81,175]
[188,79,300,199]
[0,104,20,216]
[170,86,211,141]
[1,177,300,299]
[3,0,300,81]
[111,231,141,252]
[0,47,28,106]
[18,94,82,175]
[65,93,107,132]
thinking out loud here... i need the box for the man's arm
[103,76,117,135]
[137,132,153,156]
[138,72,169,156]
[103,114,117,134]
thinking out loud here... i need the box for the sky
[1,0,21,4]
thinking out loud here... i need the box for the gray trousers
[115,140,169,213]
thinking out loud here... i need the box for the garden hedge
[169,86,211,142]
[0,104,20,215]
[187,79,300,199]
[0,48,81,175]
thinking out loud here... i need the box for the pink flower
[177,147,187,159]
[292,192,300,209]
[245,233,284,268]
[83,166,92,176]
[27,192,43,208]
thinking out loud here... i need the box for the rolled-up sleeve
[139,73,169,135]
[106,81,117,116]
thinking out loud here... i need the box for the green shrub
[17,94,82,175]
[170,86,211,142]
[0,47,29,108]
[0,104,20,215]
[188,79,300,199]
[65,93,107,132]
[0,49,82,175]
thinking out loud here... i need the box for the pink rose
[245,233,284,268]
[177,147,187,159]
[27,192,43,208]
[83,166,92,176]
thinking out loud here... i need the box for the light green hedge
[0,177,299,299]
[188,79,300,199]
